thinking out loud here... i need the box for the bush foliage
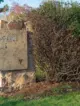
[8,3,31,22]
[0,0,3,3]
[29,1,80,82]
[35,65,47,82]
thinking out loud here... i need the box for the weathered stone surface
[0,71,35,91]
[0,27,35,92]
[0,72,2,87]
[8,21,25,30]
[0,20,8,29]
[0,29,28,71]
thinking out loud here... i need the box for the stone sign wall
[0,29,28,71]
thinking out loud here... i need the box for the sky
[0,0,80,8]
[0,0,43,8]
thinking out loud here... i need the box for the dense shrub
[35,65,47,82]
[29,1,80,82]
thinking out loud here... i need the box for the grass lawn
[0,92,80,106]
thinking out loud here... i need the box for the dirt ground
[1,81,80,98]
[0,82,59,97]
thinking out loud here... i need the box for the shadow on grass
[0,100,24,106]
